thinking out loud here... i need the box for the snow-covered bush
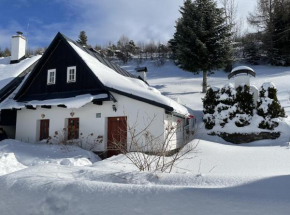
[215,84,237,127]
[203,80,286,138]
[234,85,255,127]
[214,103,237,127]
[257,82,286,130]
[203,84,238,129]
[219,84,236,106]
[202,87,219,129]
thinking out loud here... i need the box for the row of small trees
[203,83,286,131]
[0,47,11,57]
[0,46,47,57]
[76,31,172,64]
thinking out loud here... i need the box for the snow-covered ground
[1,60,290,214]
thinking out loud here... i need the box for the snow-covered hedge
[203,83,254,129]
[203,81,286,132]
[257,82,286,130]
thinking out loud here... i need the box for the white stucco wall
[234,75,250,88]
[164,114,186,150]
[15,92,166,152]
[250,85,259,106]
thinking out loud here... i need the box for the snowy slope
[1,60,290,214]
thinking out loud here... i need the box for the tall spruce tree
[77,31,88,46]
[173,0,231,93]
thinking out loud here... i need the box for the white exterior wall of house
[15,92,171,152]
[164,114,186,150]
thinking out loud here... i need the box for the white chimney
[135,67,147,81]
[11,31,26,64]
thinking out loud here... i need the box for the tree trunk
[202,70,207,93]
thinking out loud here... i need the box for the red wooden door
[68,118,79,140]
[39,119,49,141]
[107,117,127,157]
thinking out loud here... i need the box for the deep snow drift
[1,60,290,214]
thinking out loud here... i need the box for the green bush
[202,87,220,114]
[257,83,286,130]
[203,87,220,129]
[236,85,255,116]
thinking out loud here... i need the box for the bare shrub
[109,114,198,173]
[47,127,103,152]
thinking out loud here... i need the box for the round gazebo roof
[228,66,256,80]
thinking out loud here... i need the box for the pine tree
[77,31,88,46]
[173,0,231,93]
[244,41,260,65]
[248,0,290,66]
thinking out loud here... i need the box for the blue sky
[0,0,256,49]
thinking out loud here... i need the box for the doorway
[107,117,127,157]
[68,118,79,140]
[39,119,49,141]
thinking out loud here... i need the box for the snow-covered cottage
[0,32,41,138]
[0,32,192,157]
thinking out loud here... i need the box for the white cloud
[0,0,257,49]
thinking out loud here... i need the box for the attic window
[67,66,76,83]
[47,69,56,85]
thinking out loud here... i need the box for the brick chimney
[10,31,26,64]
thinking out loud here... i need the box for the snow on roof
[0,92,109,110]
[231,66,254,73]
[0,55,41,91]
[68,41,189,116]
[261,82,276,90]
[0,71,109,110]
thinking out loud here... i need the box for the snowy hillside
[1,60,290,214]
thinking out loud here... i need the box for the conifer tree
[257,82,286,130]
[77,31,88,46]
[173,0,231,93]
[235,85,255,127]
[203,87,220,129]
[236,85,255,116]
[244,41,260,65]
[3,47,10,57]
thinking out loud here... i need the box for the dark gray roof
[61,34,137,79]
